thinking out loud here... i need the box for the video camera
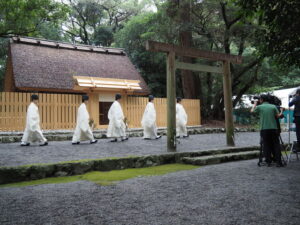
[251,94,283,108]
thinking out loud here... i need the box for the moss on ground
[0,164,199,188]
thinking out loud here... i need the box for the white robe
[72,103,94,142]
[21,102,47,143]
[141,102,158,139]
[176,103,188,137]
[107,101,126,138]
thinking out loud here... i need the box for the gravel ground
[1,159,300,225]
[0,132,297,167]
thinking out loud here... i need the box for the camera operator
[251,94,284,166]
[289,88,300,150]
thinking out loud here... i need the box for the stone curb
[0,127,258,143]
[182,151,260,166]
[0,146,259,185]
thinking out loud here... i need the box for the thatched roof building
[4,36,149,94]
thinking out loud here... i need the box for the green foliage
[0,0,69,37]
[32,22,69,42]
[248,58,300,94]
[114,11,177,96]
[65,0,151,45]
[0,164,199,188]
[94,26,114,46]
[234,0,300,67]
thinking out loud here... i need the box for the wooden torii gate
[145,41,242,151]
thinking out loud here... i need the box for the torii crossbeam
[146,40,242,151]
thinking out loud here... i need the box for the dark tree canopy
[235,0,300,67]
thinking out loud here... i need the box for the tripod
[257,134,287,167]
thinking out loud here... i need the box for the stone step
[0,147,260,185]
[182,151,260,166]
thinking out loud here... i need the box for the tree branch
[233,64,261,107]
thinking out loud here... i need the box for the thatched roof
[8,37,149,94]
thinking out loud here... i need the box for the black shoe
[110,138,118,142]
[143,138,151,140]
[176,136,180,139]
[40,142,48,146]
[72,142,80,145]
[183,135,189,138]
[121,137,129,142]
[20,143,30,146]
[90,140,98,144]
[155,136,162,139]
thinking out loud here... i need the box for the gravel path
[1,159,300,225]
[0,132,296,167]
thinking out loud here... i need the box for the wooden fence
[0,92,201,131]
[125,97,201,128]
[0,92,81,131]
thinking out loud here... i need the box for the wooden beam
[146,40,242,64]
[222,61,235,146]
[175,61,223,74]
[167,51,176,151]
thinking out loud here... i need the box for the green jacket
[254,102,279,130]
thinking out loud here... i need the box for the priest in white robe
[21,94,48,146]
[141,95,161,140]
[107,94,128,142]
[176,97,188,138]
[72,95,97,145]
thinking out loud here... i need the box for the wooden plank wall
[0,92,81,131]
[0,93,201,131]
[124,97,201,128]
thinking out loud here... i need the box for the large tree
[166,0,199,99]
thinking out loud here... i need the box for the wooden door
[99,102,113,125]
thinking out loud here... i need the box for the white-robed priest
[72,95,97,145]
[21,94,48,146]
[107,94,128,142]
[176,97,189,138]
[141,95,161,140]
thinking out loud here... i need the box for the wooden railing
[0,92,201,131]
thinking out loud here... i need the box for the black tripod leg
[258,140,263,166]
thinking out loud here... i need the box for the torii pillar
[146,41,242,151]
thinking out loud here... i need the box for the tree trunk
[179,0,197,99]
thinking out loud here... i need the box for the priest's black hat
[82,95,89,102]
[116,93,122,100]
[31,94,39,101]
[149,95,154,102]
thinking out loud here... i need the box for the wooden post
[167,51,176,151]
[88,93,99,129]
[222,61,235,146]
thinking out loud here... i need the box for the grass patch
[0,164,199,188]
